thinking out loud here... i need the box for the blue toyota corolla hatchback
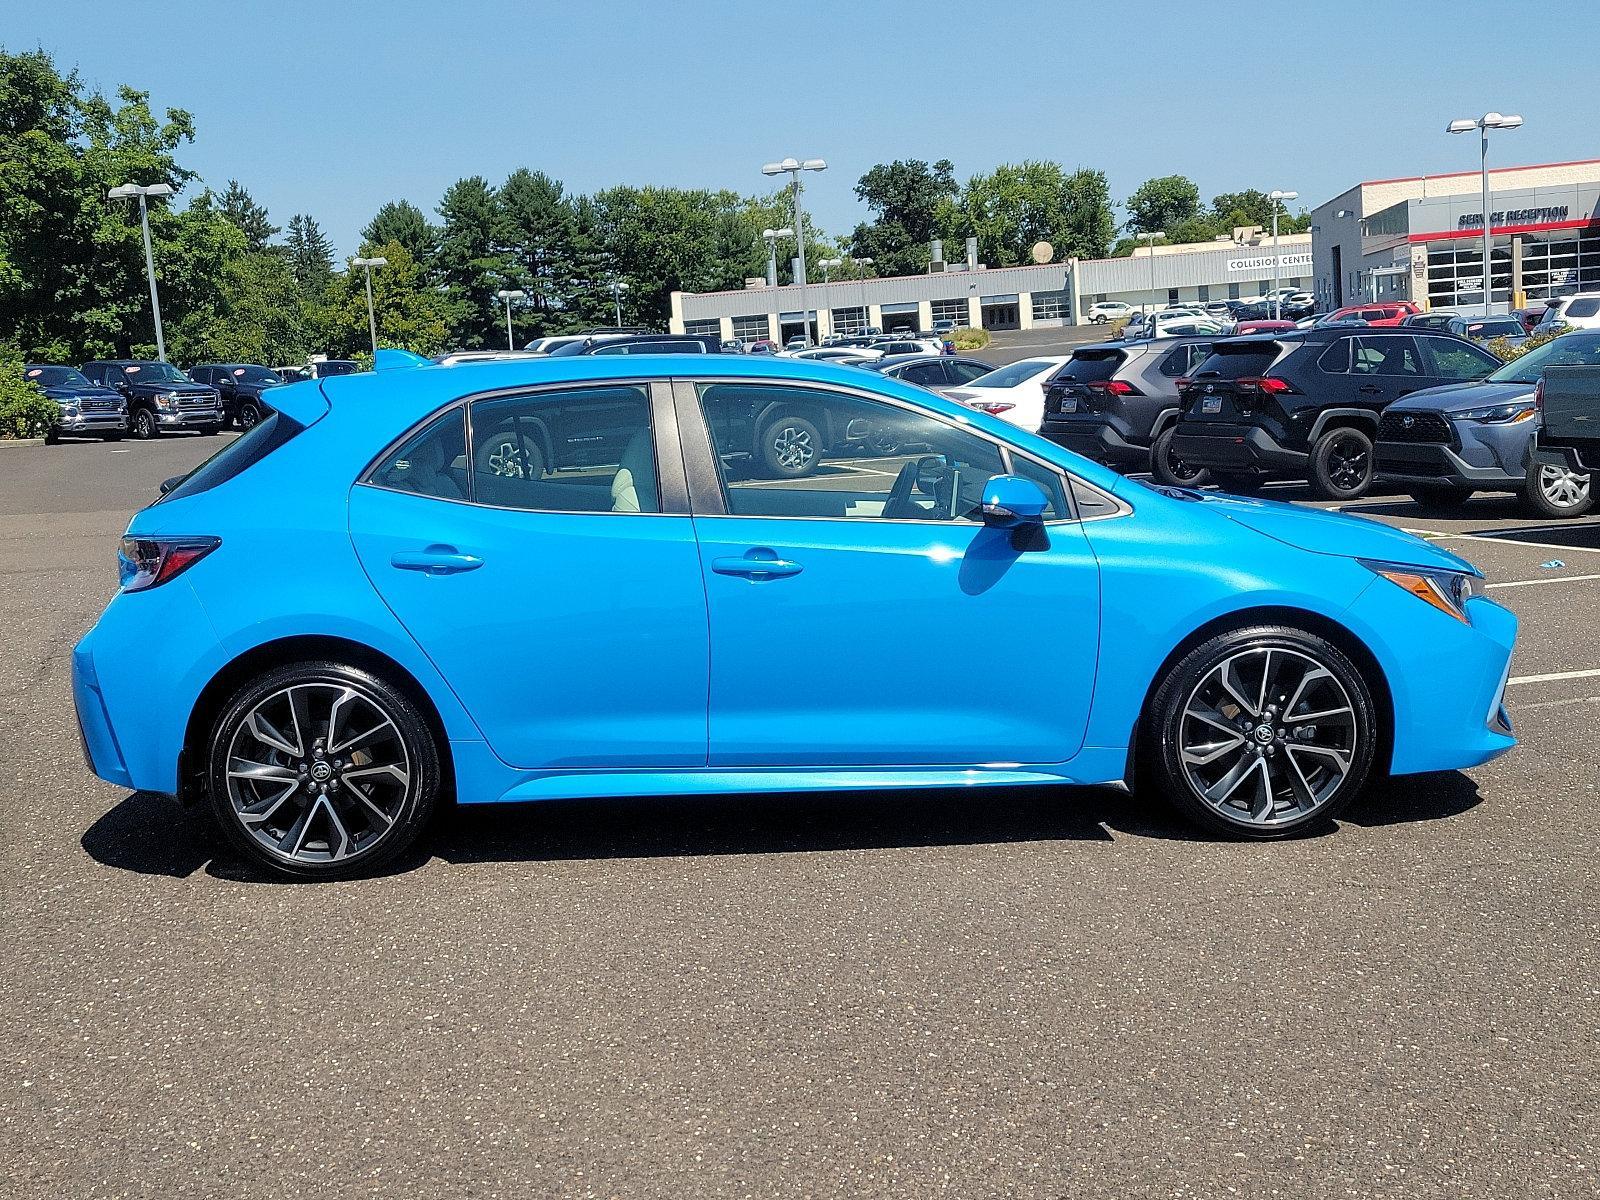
[73,353,1517,878]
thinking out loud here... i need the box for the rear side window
[1056,352,1123,382]
[1567,297,1600,318]
[159,412,306,503]
[947,361,990,384]
[1193,344,1280,379]
[369,410,468,501]
[1317,339,1352,373]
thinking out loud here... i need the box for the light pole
[762,226,793,288]
[850,257,873,334]
[107,183,175,361]
[763,156,826,344]
[352,256,387,355]
[1141,230,1166,316]
[1449,112,1523,315]
[608,278,629,327]
[1267,190,1298,319]
[496,289,526,350]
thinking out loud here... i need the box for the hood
[1195,492,1480,574]
[123,379,213,394]
[44,385,122,401]
[1386,379,1532,412]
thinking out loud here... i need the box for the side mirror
[980,474,1049,528]
[158,475,184,495]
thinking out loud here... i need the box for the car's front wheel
[237,401,262,431]
[206,661,441,879]
[1150,427,1211,488]
[130,408,157,440]
[1144,626,1378,839]
[1522,462,1593,519]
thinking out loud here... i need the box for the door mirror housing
[980,474,1049,528]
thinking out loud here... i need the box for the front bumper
[1376,440,1523,490]
[158,409,224,429]
[1171,423,1307,472]
[56,413,128,434]
[1040,418,1149,467]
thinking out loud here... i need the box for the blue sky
[9,1,1594,257]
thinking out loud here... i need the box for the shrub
[0,348,58,440]
[949,327,990,351]
[1485,326,1563,363]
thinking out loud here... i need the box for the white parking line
[1487,573,1600,589]
[1419,531,1600,557]
[1506,668,1600,685]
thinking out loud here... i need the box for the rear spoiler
[274,349,429,426]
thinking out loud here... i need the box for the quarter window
[469,385,658,513]
[370,410,468,501]
[696,383,1006,523]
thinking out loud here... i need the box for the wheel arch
[178,634,455,807]
[1308,407,1380,443]
[1124,604,1394,787]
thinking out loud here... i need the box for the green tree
[284,213,334,290]
[0,342,57,438]
[497,169,575,336]
[218,179,277,251]
[362,199,437,269]
[1125,174,1201,235]
[943,162,1114,267]
[436,175,513,347]
[322,241,450,357]
[847,158,958,276]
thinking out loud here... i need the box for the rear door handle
[390,548,484,575]
[1357,384,1382,394]
[712,549,803,580]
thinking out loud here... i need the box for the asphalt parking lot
[3,434,1596,1199]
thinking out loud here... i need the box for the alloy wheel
[1178,647,1358,827]
[1539,463,1590,509]
[1325,434,1370,492]
[771,424,815,472]
[223,682,412,866]
[486,438,530,478]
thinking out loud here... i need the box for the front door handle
[391,548,484,575]
[712,549,803,581]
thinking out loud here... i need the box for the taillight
[969,400,1016,415]
[1238,376,1293,394]
[118,535,220,592]
[1534,377,1544,414]
[1087,379,1138,396]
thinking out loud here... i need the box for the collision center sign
[1226,252,1312,273]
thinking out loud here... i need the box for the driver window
[696,383,1005,522]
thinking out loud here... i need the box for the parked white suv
[1088,300,1134,323]
[1535,293,1600,334]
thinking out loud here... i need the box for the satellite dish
[1031,241,1054,264]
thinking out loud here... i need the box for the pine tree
[436,176,511,348]
[362,200,437,269]
[284,213,334,289]
[218,180,279,251]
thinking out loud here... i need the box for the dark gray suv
[1038,336,1219,485]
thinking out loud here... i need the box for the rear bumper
[72,641,134,790]
[1040,419,1149,467]
[1376,440,1523,490]
[1171,423,1307,472]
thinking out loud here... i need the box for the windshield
[1462,319,1523,339]
[123,362,188,383]
[967,359,1052,388]
[1487,331,1600,384]
[26,366,91,388]
[232,366,283,385]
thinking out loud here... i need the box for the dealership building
[1310,157,1600,314]
[669,235,1312,344]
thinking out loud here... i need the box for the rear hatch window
[1045,349,1126,417]
[1182,341,1287,420]
[157,411,305,503]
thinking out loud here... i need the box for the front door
[681,379,1101,768]
[349,383,709,770]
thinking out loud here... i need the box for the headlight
[1360,558,1485,623]
[156,392,178,410]
[1456,402,1535,424]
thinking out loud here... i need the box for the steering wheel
[882,460,921,520]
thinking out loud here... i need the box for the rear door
[1350,334,1426,410]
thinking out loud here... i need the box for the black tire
[1308,426,1375,500]
[475,426,546,480]
[757,414,822,478]
[1149,426,1211,488]
[1142,625,1379,840]
[237,401,262,431]
[201,427,221,436]
[1521,462,1593,519]
[1405,485,1473,510]
[43,427,60,445]
[1211,471,1265,495]
[130,408,158,440]
[206,660,441,880]
[101,432,123,442]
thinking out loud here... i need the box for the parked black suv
[24,365,128,442]
[546,333,721,356]
[1039,336,1219,486]
[79,360,224,439]
[1170,328,1501,499]
[187,363,282,430]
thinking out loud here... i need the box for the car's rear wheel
[1309,426,1374,500]
[1150,427,1211,488]
[476,427,546,480]
[1405,485,1473,510]
[1143,626,1378,839]
[1522,462,1593,519]
[207,661,440,880]
[757,414,822,478]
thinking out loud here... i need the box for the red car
[1233,319,1298,336]
[1324,301,1420,327]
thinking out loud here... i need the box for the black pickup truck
[1536,365,1600,489]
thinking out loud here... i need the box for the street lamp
[351,257,388,356]
[852,257,874,334]
[608,278,629,327]
[1267,190,1298,318]
[761,227,793,288]
[496,289,526,351]
[818,257,842,284]
[107,182,175,361]
[763,156,826,344]
[1449,112,1523,315]
[1140,230,1166,316]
